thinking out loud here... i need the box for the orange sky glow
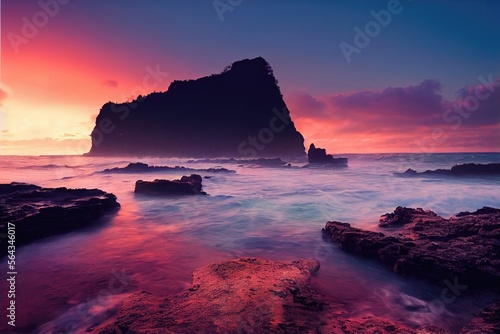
[1,1,498,156]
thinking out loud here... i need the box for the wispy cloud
[102,80,119,88]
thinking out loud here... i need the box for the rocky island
[86,57,306,158]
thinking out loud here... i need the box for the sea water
[0,153,499,333]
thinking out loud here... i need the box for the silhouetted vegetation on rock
[87,57,305,158]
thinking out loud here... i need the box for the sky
[1,0,499,155]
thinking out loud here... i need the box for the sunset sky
[1,0,499,155]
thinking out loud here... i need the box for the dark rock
[379,206,438,227]
[323,207,500,288]
[90,257,445,334]
[460,302,500,334]
[134,174,207,196]
[0,182,41,195]
[323,221,399,258]
[306,143,348,166]
[86,57,305,158]
[100,162,235,174]
[403,168,417,174]
[0,182,120,255]
[186,157,291,167]
[399,163,500,177]
[456,206,500,217]
[450,163,500,175]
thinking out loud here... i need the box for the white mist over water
[0,153,499,333]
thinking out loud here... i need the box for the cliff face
[87,57,305,158]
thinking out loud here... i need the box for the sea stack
[307,143,348,166]
[87,57,306,158]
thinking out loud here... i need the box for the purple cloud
[449,77,500,126]
[287,77,499,152]
[328,79,445,125]
[287,92,328,118]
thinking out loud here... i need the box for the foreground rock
[460,302,500,334]
[0,182,120,255]
[90,257,449,334]
[305,143,348,167]
[86,57,305,158]
[323,206,500,288]
[100,162,235,174]
[399,163,500,177]
[134,174,207,196]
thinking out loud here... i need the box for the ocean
[1,153,499,333]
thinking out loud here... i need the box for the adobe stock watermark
[426,276,467,316]
[383,73,498,194]
[91,65,169,147]
[339,0,410,64]
[8,0,72,53]
[237,107,292,158]
[411,74,498,161]
[213,0,243,21]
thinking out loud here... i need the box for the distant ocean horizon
[1,152,499,333]
[1,150,500,157]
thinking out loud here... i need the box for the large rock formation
[87,57,306,158]
[323,206,500,288]
[0,182,120,255]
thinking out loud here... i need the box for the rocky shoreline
[3,181,498,332]
[89,257,498,334]
[323,206,500,289]
[0,182,120,256]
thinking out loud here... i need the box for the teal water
[0,153,499,333]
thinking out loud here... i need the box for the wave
[36,293,129,334]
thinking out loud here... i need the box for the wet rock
[134,174,207,196]
[456,206,500,217]
[323,207,500,288]
[460,302,500,334]
[398,163,500,177]
[0,182,41,195]
[0,182,120,255]
[100,162,235,174]
[379,206,439,227]
[86,57,306,158]
[90,257,446,334]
